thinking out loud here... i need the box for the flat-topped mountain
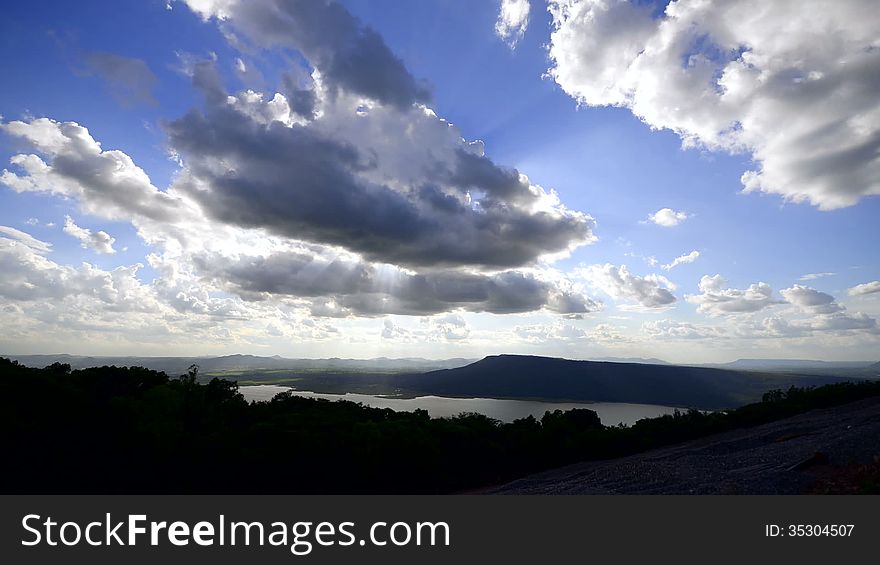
[386,355,858,410]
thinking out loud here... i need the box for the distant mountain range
[1,353,475,376]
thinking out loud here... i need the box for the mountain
[385,355,856,410]
[592,356,670,365]
[712,358,876,371]
[2,354,474,376]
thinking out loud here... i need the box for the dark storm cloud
[281,72,318,118]
[188,0,430,109]
[448,149,532,203]
[82,51,158,107]
[165,76,594,269]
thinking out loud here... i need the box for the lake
[239,385,682,426]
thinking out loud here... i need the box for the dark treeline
[2,357,880,493]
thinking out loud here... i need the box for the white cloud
[577,263,676,308]
[0,226,345,351]
[548,0,880,210]
[63,216,117,255]
[750,311,877,337]
[646,208,689,227]
[780,284,843,314]
[0,118,182,222]
[513,321,628,344]
[661,250,700,271]
[687,274,780,316]
[642,319,726,340]
[0,233,154,308]
[381,314,471,343]
[687,280,879,337]
[0,225,52,254]
[849,280,880,296]
[495,0,531,48]
[799,272,835,281]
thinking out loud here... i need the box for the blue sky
[1,0,878,361]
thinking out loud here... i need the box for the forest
[2,357,879,493]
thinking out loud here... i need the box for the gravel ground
[491,397,880,494]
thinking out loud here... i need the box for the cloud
[682,281,880,338]
[1,102,598,321]
[547,0,880,210]
[210,248,601,316]
[799,272,835,281]
[495,0,531,48]
[382,314,470,343]
[0,226,350,351]
[0,0,656,341]
[776,284,877,333]
[646,208,689,227]
[0,233,151,307]
[642,319,726,340]
[577,263,676,308]
[687,274,781,316]
[806,312,877,332]
[780,284,843,314]
[513,321,628,344]
[661,250,699,271]
[0,118,182,223]
[849,280,880,296]
[81,52,158,107]
[181,0,430,109]
[63,216,116,255]
[164,62,595,269]
[0,225,52,254]
[753,311,877,337]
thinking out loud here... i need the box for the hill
[385,355,858,409]
[492,395,880,494]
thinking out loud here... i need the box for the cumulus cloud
[752,311,877,337]
[513,321,628,344]
[63,216,116,255]
[778,284,877,333]
[165,62,594,269]
[685,279,878,337]
[548,0,880,210]
[646,208,689,227]
[849,280,880,296]
[1,110,597,319]
[81,51,158,107]
[0,226,349,351]
[0,118,182,222]
[642,319,726,340]
[780,284,843,314]
[495,0,531,48]
[687,275,781,316]
[0,233,153,308]
[181,0,430,109]
[382,314,471,343]
[577,263,676,308]
[661,250,699,271]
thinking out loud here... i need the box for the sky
[0,0,878,362]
